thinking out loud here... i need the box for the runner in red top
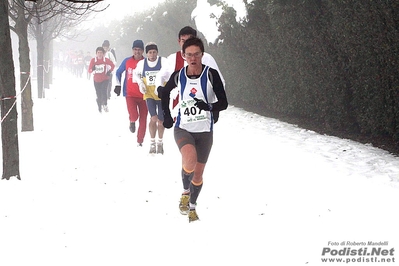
[88,47,115,113]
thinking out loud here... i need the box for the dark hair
[96,47,105,53]
[145,44,158,53]
[178,26,197,38]
[102,40,110,47]
[182,37,204,54]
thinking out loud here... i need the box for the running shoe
[149,142,156,154]
[179,194,190,215]
[103,105,109,112]
[188,209,199,223]
[129,122,136,133]
[156,142,164,154]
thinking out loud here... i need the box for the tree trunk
[44,39,52,90]
[15,2,34,132]
[0,0,20,180]
[36,23,45,99]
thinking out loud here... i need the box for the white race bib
[95,64,105,74]
[145,70,158,86]
[179,98,209,124]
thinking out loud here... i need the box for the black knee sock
[182,168,194,191]
[189,181,203,206]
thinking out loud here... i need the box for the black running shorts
[174,127,213,164]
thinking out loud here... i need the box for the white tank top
[175,66,217,132]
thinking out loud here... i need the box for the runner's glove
[156,86,164,98]
[213,110,220,123]
[114,85,121,96]
[106,70,112,76]
[163,111,174,129]
[138,82,146,94]
[194,98,212,111]
[91,65,96,71]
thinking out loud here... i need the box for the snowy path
[0,73,398,265]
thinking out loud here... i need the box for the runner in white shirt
[160,37,228,223]
[155,26,225,120]
[133,42,168,154]
[102,40,117,99]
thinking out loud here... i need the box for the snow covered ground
[0,72,398,265]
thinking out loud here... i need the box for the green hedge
[212,0,399,141]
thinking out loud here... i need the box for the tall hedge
[213,0,399,141]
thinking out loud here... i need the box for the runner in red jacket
[88,47,115,113]
[114,40,148,147]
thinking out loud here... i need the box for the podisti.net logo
[321,241,396,264]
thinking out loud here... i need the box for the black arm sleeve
[209,68,228,112]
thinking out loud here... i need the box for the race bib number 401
[180,98,209,124]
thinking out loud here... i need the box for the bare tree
[8,0,34,133]
[8,0,106,129]
[28,0,107,98]
[1,0,105,180]
[27,0,105,3]
[1,0,20,180]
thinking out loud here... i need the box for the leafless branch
[26,0,105,2]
